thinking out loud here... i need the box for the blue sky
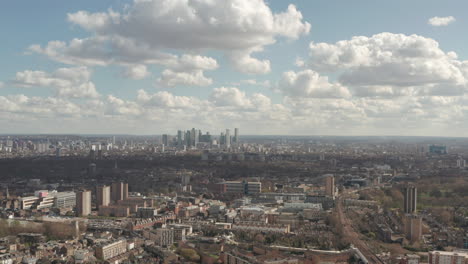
[1,0,468,135]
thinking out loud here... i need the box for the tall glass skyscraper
[225,129,231,147]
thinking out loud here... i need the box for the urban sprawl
[0,132,467,264]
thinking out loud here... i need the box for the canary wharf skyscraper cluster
[163,128,239,149]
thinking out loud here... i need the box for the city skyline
[1,0,468,136]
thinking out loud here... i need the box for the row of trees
[0,220,79,240]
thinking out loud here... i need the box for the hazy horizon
[2,133,468,140]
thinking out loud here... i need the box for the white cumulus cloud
[241,79,271,87]
[307,33,468,97]
[428,16,455,27]
[157,55,218,87]
[137,90,204,109]
[13,67,99,99]
[0,94,82,118]
[122,64,150,80]
[158,70,213,87]
[209,87,273,112]
[2,87,468,136]
[279,70,351,98]
[31,0,310,75]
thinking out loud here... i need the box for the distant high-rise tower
[76,190,91,216]
[177,130,183,146]
[404,214,422,243]
[185,130,191,146]
[234,128,239,143]
[220,132,225,145]
[191,128,196,146]
[162,134,168,146]
[194,129,200,146]
[404,186,417,214]
[111,182,128,202]
[96,185,110,208]
[225,129,231,147]
[325,175,335,198]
